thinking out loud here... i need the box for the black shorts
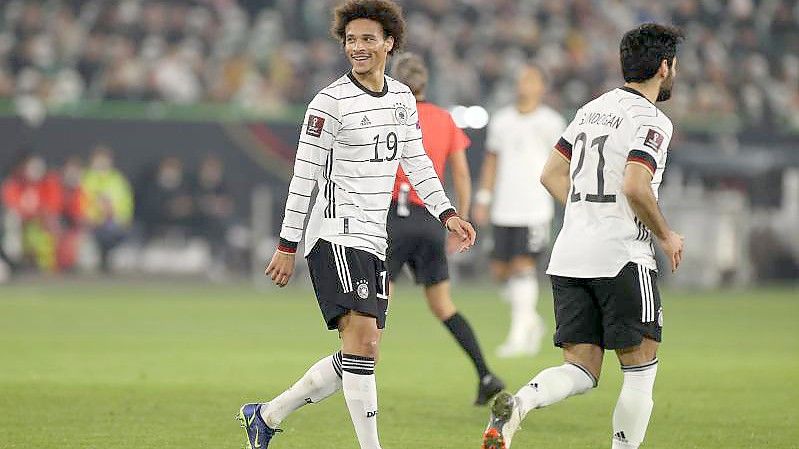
[492,224,550,261]
[306,239,389,330]
[550,262,662,350]
[386,201,449,286]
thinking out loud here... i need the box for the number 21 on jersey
[570,132,616,203]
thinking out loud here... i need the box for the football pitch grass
[0,280,796,449]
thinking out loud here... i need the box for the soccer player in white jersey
[482,23,685,449]
[473,64,566,357]
[236,2,476,449]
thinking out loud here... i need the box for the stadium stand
[0,0,796,132]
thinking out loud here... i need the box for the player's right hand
[658,230,684,272]
[265,250,295,287]
[472,203,489,227]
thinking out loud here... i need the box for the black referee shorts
[306,239,389,330]
[551,262,663,350]
[386,201,449,286]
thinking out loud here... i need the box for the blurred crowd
[1,0,797,131]
[0,147,236,276]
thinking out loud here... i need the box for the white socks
[516,363,597,419]
[612,359,658,449]
[260,352,343,428]
[258,351,382,449]
[342,353,381,449]
[503,272,542,349]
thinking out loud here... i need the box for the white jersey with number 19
[546,87,673,278]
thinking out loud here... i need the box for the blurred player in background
[387,52,504,406]
[473,64,566,357]
[482,23,685,449]
[244,1,476,449]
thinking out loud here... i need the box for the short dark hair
[620,23,685,83]
[331,0,405,55]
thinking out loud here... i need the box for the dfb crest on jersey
[393,103,408,125]
[356,279,370,299]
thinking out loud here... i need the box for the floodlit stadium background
[1,0,797,286]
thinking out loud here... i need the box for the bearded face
[656,61,677,102]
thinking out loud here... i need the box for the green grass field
[0,280,797,448]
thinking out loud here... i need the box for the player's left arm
[400,102,475,251]
[624,122,684,272]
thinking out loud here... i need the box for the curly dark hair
[620,23,685,83]
[331,0,405,55]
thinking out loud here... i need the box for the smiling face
[345,18,394,77]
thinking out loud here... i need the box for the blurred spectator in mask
[82,145,134,272]
[138,156,194,238]
[58,156,89,270]
[193,155,234,269]
[1,154,63,271]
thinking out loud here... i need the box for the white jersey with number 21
[547,87,673,278]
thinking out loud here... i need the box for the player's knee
[510,256,536,275]
[491,263,509,281]
[616,338,658,366]
[350,334,380,358]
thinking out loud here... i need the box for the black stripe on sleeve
[438,208,457,226]
[423,189,444,200]
[308,107,341,124]
[413,176,438,187]
[278,237,298,253]
[555,137,573,160]
[296,158,323,167]
[627,150,657,174]
[298,140,332,152]
[318,91,339,101]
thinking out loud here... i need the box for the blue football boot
[236,403,281,449]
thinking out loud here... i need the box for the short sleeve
[626,120,672,176]
[485,114,502,153]
[554,108,582,161]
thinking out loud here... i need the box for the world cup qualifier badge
[393,103,408,125]
[356,279,370,299]
[644,128,664,152]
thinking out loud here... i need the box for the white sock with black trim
[516,362,597,419]
[260,351,343,428]
[612,359,658,449]
[342,353,381,449]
